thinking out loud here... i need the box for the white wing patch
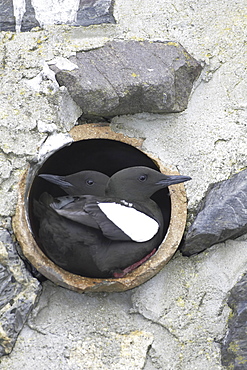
[98,202,159,242]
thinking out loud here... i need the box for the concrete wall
[0,0,247,368]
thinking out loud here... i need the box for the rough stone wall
[0,0,247,369]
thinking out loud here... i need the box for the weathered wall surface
[0,0,247,369]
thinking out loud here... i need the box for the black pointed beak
[39,174,71,188]
[156,175,192,187]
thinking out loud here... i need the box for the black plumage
[39,170,109,196]
[34,167,191,278]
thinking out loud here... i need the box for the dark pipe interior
[28,138,171,267]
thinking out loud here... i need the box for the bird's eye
[86,179,94,186]
[138,174,148,182]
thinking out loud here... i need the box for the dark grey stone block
[0,229,41,356]
[0,0,15,32]
[73,0,115,26]
[53,40,202,118]
[21,0,40,32]
[182,169,247,256]
[221,273,247,369]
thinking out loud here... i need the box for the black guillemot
[39,170,109,196]
[34,166,191,278]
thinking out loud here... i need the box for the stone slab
[53,40,202,118]
[0,0,15,32]
[0,229,41,356]
[75,0,115,26]
[182,169,247,256]
[20,0,40,32]
[221,273,247,369]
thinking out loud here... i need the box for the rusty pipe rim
[13,124,188,293]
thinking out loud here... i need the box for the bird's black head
[106,166,191,200]
[39,170,109,196]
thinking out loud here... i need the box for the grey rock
[221,273,247,369]
[0,228,41,357]
[73,0,115,26]
[53,40,202,118]
[0,0,15,32]
[21,0,40,32]
[182,169,247,256]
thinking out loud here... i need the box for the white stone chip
[48,57,79,71]
[98,202,159,242]
[37,120,57,133]
[36,133,73,162]
[25,62,59,92]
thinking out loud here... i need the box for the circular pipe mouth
[13,124,188,292]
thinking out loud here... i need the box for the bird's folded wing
[49,196,134,241]
[52,196,100,229]
[50,195,80,209]
[49,195,160,242]
[84,202,133,241]
[39,192,80,210]
[84,201,160,242]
